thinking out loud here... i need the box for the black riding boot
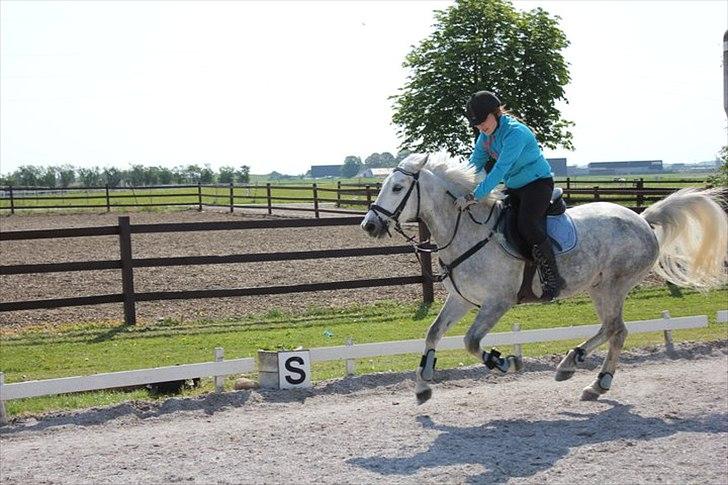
[532,239,566,300]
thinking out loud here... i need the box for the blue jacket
[469,115,553,200]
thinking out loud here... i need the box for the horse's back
[560,202,659,291]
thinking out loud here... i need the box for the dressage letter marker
[278,351,312,389]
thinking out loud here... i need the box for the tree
[102,167,123,187]
[235,165,250,184]
[218,166,235,184]
[391,0,573,158]
[199,164,215,184]
[708,145,728,187]
[341,156,363,178]
[58,165,76,187]
[78,167,102,186]
[40,167,57,188]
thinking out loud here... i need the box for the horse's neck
[418,173,496,251]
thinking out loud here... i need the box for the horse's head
[361,153,429,238]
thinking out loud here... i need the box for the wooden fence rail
[0,217,435,324]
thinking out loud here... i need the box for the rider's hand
[454,193,477,211]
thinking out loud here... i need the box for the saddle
[496,188,576,303]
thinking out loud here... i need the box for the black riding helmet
[465,91,501,127]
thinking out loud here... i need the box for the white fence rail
[0,312,719,424]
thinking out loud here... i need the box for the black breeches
[508,177,554,246]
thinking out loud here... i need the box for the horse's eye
[393,184,403,193]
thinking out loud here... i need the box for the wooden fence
[0,216,435,324]
[0,178,708,216]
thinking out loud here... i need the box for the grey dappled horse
[361,154,727,403]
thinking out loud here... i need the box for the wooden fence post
[313,183,320,218]
[229,182,234,213]
[105,184,111,212]
[118,216,137,325]
[266,183,272,215]
[593,186,600,201]
[565,178,571,204]
[636,178,644,207]
[418,221,434,304]
[336,181,341,208]
[366,185,372,208]
[8,186,14,215]
[197,182,203,211]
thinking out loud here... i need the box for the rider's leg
[513,178,565,300]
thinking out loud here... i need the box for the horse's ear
[412,153,429,171]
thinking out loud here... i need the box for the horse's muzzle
[361,211,388,238]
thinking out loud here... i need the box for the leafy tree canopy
[391,0,573,158]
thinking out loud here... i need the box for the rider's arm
[468,133,487,172]
[472,129,527,200]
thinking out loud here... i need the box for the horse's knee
[611,326,628,346]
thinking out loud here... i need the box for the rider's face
[475,113,497,135]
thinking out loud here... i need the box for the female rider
[456,90,565,300]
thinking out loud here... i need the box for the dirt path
[2,341,726,484]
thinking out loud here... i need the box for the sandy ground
[0,208,447,328]
[1,341,726,484]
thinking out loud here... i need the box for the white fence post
[512,323,523,361]
[214,347,224,393]
[661,310,675,352]
[0,372,7,426]
[717,310,728,323]
[345,338,356,376]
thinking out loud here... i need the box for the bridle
[368,166,422,241]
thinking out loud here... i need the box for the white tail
[641,188,728,289]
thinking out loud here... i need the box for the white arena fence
[0,311,723,424]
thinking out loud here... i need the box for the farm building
[310,165,343,178]
[546,158,567,177]
[588,160,663,175]
[355,168,393,178]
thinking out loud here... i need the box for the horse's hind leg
[581,312,628,401]
[555,285,627,385]
[415,294,473,404]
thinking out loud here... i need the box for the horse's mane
[399,153,501,202]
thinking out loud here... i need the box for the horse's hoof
[554,370,575,382]
[416,389,432,405]
[580,387,601,401]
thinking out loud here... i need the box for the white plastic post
[0,372,7,426]
[512,323,523,361]
[345,337,356,376]
[214,347,224,393]
[661,310,675,352]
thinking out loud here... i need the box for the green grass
[1,285,726,418]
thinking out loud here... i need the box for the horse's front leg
[464,300,517,372]
[415,294,474,404]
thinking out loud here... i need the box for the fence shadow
[347,401,727,483]
[0,390,253,435]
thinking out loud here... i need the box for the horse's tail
[641,187,728,290]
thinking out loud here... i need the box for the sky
[1,0,726,176]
